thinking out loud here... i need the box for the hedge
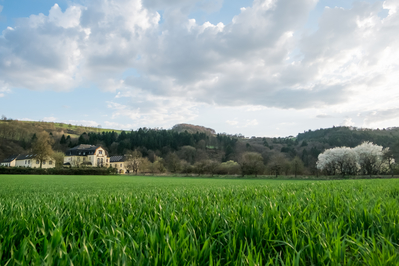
[0,167,116,175]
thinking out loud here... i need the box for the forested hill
[1,119,399,175]
[172,124,216,135]
[297,126,399,148]
[0,119,236,163]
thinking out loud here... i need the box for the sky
[0,0,398,137]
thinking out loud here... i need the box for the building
[110,156,129,174]
[0,154,19,167]
[64,144,110,167]
[1,154,56,168]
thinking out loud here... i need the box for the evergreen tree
[60,134,66,144]
[31,133,37,142]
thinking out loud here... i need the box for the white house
[15,154,56,168]
[0,154,19,167]
[64,144,110,167]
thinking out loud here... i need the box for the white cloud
[226,120,239,125]
[0,81,10,97]
[43,117,57,122]
[64,120,100,127]
[360,108,399,126]
[340,118,355,127]
[244,119,259,127]
[104,121,135,130]
[1,0,399,131]
[106,87,202,127]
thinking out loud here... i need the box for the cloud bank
[1,0,399,127]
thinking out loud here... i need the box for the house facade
[110,156,129,174]
[1,154,56,168]
[64,144,110,167]
[0,154,18,167]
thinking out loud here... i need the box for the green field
[1,175,399,265]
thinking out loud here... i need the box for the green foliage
[0,167,115,175]
[1,176,399,265]
[60,134,66,145]
[297,126,399,148]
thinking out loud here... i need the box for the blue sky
[0,0,398,137]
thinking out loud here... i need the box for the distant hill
[1,119,399,173]
[0,120,122,161]
[172,123,216,135]
[297,126,399,148]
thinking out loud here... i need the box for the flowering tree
[353,142,384,176]
[317,142,395,176]
[317,147,359,176]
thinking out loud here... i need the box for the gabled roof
[16,154,37,160]
[110,156,127,162]
[65,144,108,156]
[1,154,19,163]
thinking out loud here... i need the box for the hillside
[0,120,122,160]
[1,120,399,175]
[172,123,216,135]
[297,126,399,148]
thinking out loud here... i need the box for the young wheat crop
[0,175,398,265]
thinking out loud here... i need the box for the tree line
[2,119,399,177]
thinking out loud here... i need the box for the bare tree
[165,152,181,173]
[205,160,219,177]
[52,151,65,168]
[268,155,287,178]
[240,152,264,177]
[32,131,54,168]
[125,150,143,174]
[291,156,305,178]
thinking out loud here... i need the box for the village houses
[0,154,56,168]
[1,144,129,174]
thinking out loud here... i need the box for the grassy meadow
[1,175,399,265]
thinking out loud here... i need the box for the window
[101,158,103,163]
[28,160,31,164]
[83,158,86,161]
[79,152,81,155]
[77,157,80,162]
[25,160,27,164]
[106,159,108,162]
[83,152,85,155]
[99,150,103,155]
[36,160,39,164]
[49,161,53,165]
[43,160,46,165]
[120,164,122,167]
